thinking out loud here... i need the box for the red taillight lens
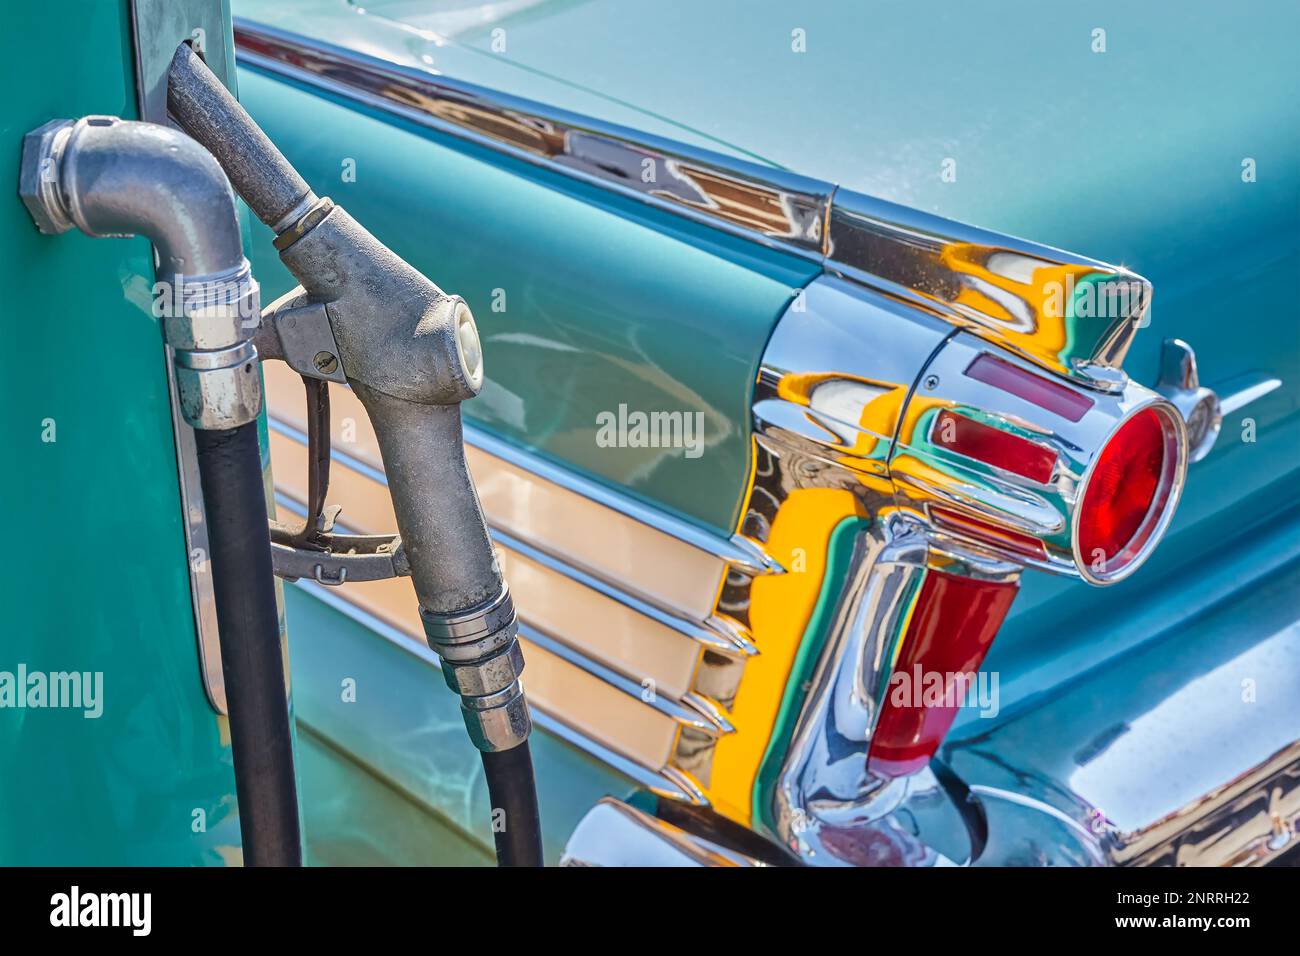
[1077,408,1167,568]
[866,570,1018,779]
[932,409,1057,483]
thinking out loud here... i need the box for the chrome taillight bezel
[889,333,1189,586]
[1072,401,1188,584]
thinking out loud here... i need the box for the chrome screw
[313,350,339,375]
[923,374,940,390]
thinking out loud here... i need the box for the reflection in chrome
[827,193,1153,392]
[280,499,710,805]
[262,361,768,806]
[562,798,765,867]
[747,274,1186,864]
[959,596,1300,867]
[1156,338,1222,463]
[234,17,1156,393]
[772,516,1013,866]
[895,332,1187,585]
[233,19,829,254]
[1118,743,1300,866]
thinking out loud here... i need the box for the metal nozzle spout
[167,40,317,232]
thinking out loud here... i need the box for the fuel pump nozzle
[166,43,543,866]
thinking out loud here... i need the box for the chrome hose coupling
[19,115,262,431]
[163,262,263,430]
[420,586,532,752]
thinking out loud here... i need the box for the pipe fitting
[441,639,525,697]
[160,261,260,351]
[20,115,244,277]
[19,115,260,430]
[18,119,76,235]
[175,341,262,431]
[420,585,519,661]
[160,261,263,429]
[422,587,530,751]
[461,683,532,753]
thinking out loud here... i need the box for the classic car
[4,0,1297,871]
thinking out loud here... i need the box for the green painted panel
[297,727,492,866]
[236,68,818,534]
[0,2,238,864]
[283,585,637,864]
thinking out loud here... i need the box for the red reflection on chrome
[1078,408,1166,564]
[930,506,1047,561]
[933,409,1057,483]
[965,353,1093,423]
[867,570,1019,779]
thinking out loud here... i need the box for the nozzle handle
[355,384,505,616]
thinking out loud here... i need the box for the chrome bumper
[560,799,766,867]
[1118,742,1300,866]
[564,527,1300,867]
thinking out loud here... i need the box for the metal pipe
[19,115,302,866]
[166,42,317,232]
[23,115,244,277]
[167,43,543,864]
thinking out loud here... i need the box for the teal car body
[229,0,1299,865]
[4,0,1296,866]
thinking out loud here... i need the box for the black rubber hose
[481,742,544,866]
[194,423,302,866]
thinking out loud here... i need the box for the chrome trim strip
[465,424,778,578]
[291,575,705,804]
[234,17,1152,392]
[268,416,387,485]
[278,487,737,736]
[267,414,755,658]
[233,19,829,257]
[523,626,734,737]
[277,473,737,734]
[132,0,243,714]
[490,523,754,659]
[1219,375,1283,415]
[266,414,774,581]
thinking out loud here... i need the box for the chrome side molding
[262,362,774,804]
[234,17,1151,394]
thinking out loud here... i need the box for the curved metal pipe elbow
[21,114,261,430]
[21,115,244,279]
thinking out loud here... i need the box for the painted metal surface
[283,584,636,865]
[231,0,1300,602]
[0,1,238,865]
[233,16,1160,396]
[225,0,1299,865]
[953,507,1300,866]
[235,65,817,535]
